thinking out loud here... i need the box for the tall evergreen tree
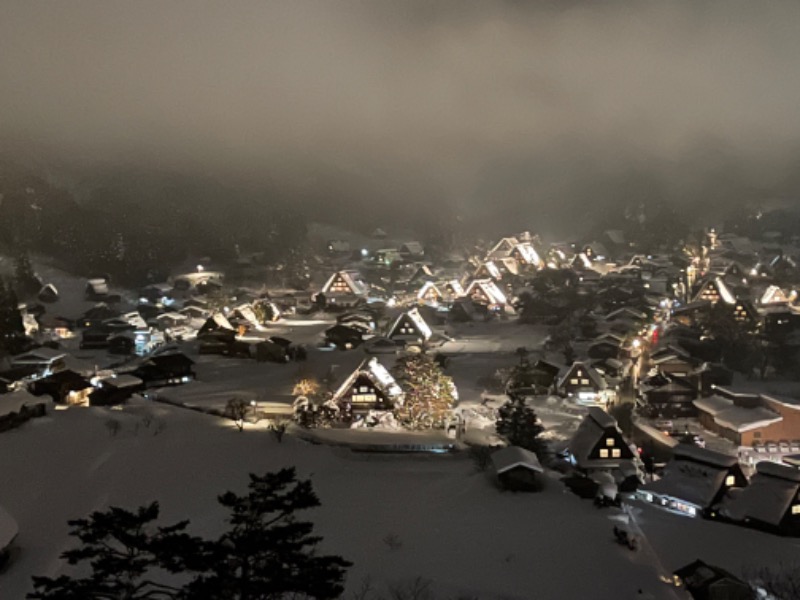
[0,278,24,352]
[187,468,351,600]
[14,250,40,298]
[495,394,547,458]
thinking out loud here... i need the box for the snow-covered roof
[760,285,791,305]
[416,281,442,301]
[557,362,607,391]
[692,277,736,305]
[720,461,800,526]
[487,237,520,258]
[11,347,66,365]
[321,270,369,296]
[642,445,738,508]
[400,241,424,255]
[388,308,433,341]
[0,504,18,551]
[333,358,404,404]
[568,407,626,468]
[207,313,235,330]
[465,279,507,306]
[491,446,543,475]
[693,396,783,433]
[513,243,541,265]
[0,389,49,418]
[446,279,465,296]
[99,374,143,389]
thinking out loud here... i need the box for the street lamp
[250,399,257,420]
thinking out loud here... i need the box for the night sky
[2,1,800,232]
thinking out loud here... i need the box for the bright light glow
[197,264,204,272]
[632,339,641,348]
[361,248,368,257]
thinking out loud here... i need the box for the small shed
[491,446,544,492]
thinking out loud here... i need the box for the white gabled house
[387,308,432,345]
[417,281,444,305]
[487,237,520,259]
[510,243,542,268]
[444,279,465,297]
[760,284,793,306]
[321,270,369,299]
[692,277,736,305]
[557,361,614,405]
[465,279,507,310]
[332,357,404,415]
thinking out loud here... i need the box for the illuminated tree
[392,353,456,429]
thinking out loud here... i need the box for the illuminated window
[792,505,800,515]
[581,378,590,385]
[570,378,579,385]
[352,393,377,404]
[725,475,735,486]
[612,449,621,458]
[606,438,615,447]
[599,449,609,458]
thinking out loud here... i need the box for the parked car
[654,419,674,433]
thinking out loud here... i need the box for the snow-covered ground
[1,403,796,599]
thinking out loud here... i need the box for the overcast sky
[2,1,800,232]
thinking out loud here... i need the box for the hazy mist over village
[2,2,800,599]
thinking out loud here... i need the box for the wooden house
[332,357,404,415]
[465,279,507,310]
[719,461,800,536]
[491,446,544,492]
[198,313,235,338]
[487,237,519,259]
[672,560,752,600]
[132,353,195,387]
[643,378,698,418]
[639,444,747,517]
[320,270,369,304]
[556,362,611,405]
[324,324,364,349]
[510,243,542,268]
[417,281,444,305]
[387,308,432,345]
[692,278,736,306]
[760,285,792,306]
[30,369,93,406]
[10,347,66,376]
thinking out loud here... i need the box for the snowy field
[1,403,797,599]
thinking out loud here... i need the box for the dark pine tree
[496,394,547,458]
[28,503,202,600]
[13,250,40,298]
[0,278,25,353]
[186,467,351,600]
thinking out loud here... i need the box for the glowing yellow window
[612,449,621,458]
[599,449,609,458]
[792,505,800,515]
[725,475,735,486]
[606,438,615,447]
